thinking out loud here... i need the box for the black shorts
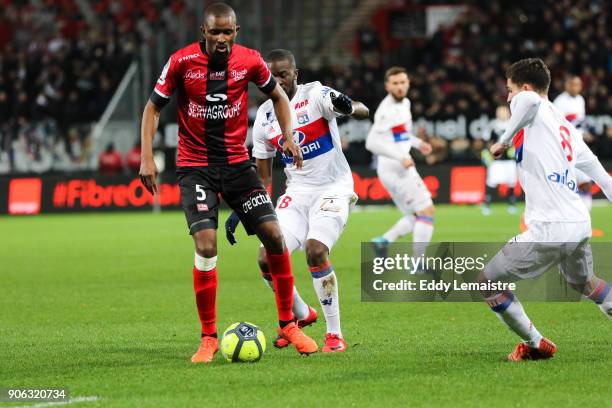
[177,161,277,235]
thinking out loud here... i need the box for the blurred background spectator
[98,142,122,175]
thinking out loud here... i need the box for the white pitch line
[10,396,99,408]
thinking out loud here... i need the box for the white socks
[487,291,542,347]
[383,216,414,242]
[587,279,612,320]
[413,216,434,259]
[310,262,341,337]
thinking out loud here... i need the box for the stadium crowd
[0,0,610,173]
[0,0,187,173]
[300,0,611,164]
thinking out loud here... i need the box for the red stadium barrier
[0,162,610,214]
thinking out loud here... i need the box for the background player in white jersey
[479,58,612,361]
[553,75,596,214]
[366,67,435,264]
[481,106,518,215]
[226,49,369,352]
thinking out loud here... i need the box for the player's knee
[194,239,217,258]
[259,225,285,254]
[418,205,435,217]
[257,247,268,272]
[477,270,497,299]
[305,240,329,267]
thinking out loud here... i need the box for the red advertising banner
[8,178,42,215]
[450,166,486,204]
[0,162,609,214]
[49,178,180,210]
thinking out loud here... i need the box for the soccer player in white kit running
[479,58,612,362]
[366,67,435,263]
[227,49,369,352]
[553,75,594,212]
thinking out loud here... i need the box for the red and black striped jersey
[152,42,275,166]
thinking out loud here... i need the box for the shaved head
[200,2,239,64]
[266,49,296,68]
[203,2,236,26]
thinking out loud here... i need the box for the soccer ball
[220,322,266,362]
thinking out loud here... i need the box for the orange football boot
[191,336,219,363]
[507,337,557,362]
[322,333,347,353]
[274,306,318,348]
[277,322,318,355]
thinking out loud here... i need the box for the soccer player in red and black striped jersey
[139,2,318,362]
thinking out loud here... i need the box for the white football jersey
[553,91,586,129]
[252,81,354,194]
[506,91,593,225]
[368,94,417,171]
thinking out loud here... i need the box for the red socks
[266,250,295,322]
[192,266,217,336]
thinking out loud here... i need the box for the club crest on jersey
[297,111,310,125]
[209,71,226,80]
[278,130,306,147]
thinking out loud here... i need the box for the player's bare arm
[139,99,161,195]
[269,84,303,169]
[350,101,369,119]
[255,158,273,189]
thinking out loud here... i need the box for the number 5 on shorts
[196,184,207,201]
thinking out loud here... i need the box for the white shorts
[484,221,593,285]
[378,165,432,214]
[275,189,357,254]
[486,160,517,188]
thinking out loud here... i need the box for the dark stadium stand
[0,0,609,174]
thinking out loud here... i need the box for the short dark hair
[505,58,551,93]
[384,66,408,82]
[203,2,236,24]
[265,49,296,68]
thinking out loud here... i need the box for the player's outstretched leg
[372,216,414,258]
[306,239,347,353]
[191,229,219,363]
[257,247,318,348]
[256,221,318,355]
[484,289,556,361]
[412,205,435,268]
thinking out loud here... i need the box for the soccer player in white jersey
[479,58,612,361]
[553,75,595,212]
[366,67,435,263]
[226,49,369,352]
[481,105,518,215]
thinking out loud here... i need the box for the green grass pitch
[1,204,611,407]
